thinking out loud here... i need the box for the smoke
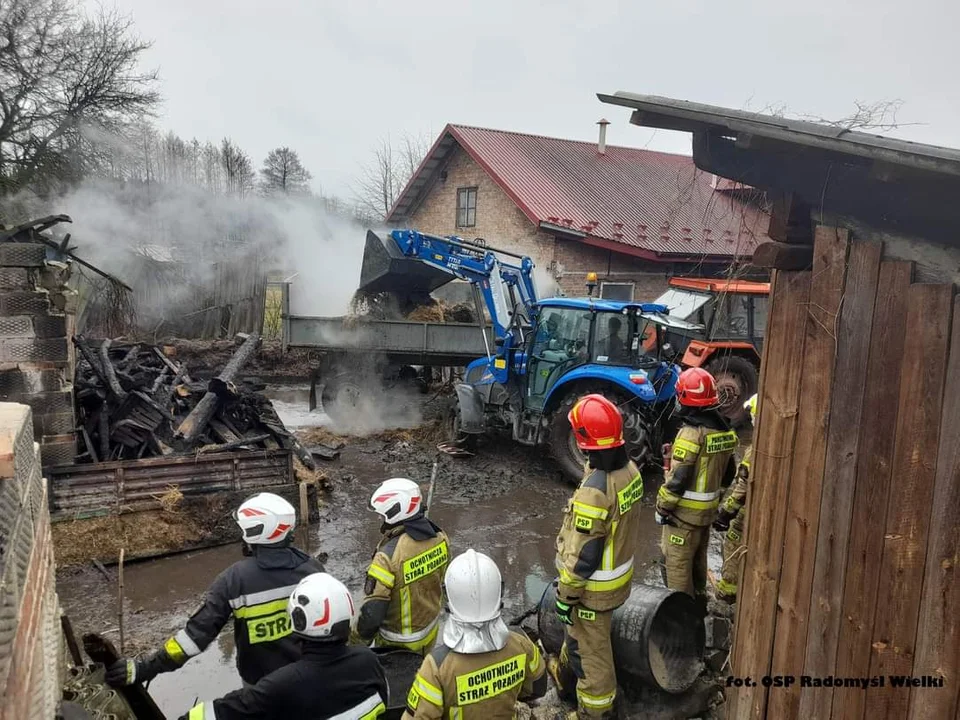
[14,177,370,330]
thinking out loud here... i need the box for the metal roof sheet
[388,124,768,260]
[598,92,960,177]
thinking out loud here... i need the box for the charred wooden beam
[99,338,127,401]
[174,333,261,444]
[82,633,165,720]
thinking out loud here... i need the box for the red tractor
[648,277,769,426]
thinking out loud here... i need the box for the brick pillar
[0,245,77,468]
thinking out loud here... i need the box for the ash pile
[72,332,316,467]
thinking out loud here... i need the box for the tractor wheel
[707,355,759,427]
[320,372,366,426]
[441,395,477,452]
[548,387,652,485]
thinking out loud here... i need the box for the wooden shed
[599,93,960,720]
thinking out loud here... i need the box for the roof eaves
[386,124,457,222]
[446,126,545,227]
[597,92,960,177]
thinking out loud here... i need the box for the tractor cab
[650,277,770,424]
[524,298,700,412]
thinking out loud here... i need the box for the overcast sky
[93,0,958,199]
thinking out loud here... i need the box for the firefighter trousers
[717,507,746,600]
[661,523,710,600]
[560,606,616,719]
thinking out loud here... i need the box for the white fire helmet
[234,492,296,545]
[444,549,504,623]
[369,478,423,525]
[288,572,356,640]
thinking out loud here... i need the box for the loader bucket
[358,230,454,301]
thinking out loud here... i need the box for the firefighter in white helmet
[403,549,546,719]
[107,492,324,690]
[180,572,389,720]
[355,478,450,654]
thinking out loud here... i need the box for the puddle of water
[266,383,328,430]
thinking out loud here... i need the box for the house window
[600,282,634,302]
[456,187,477,227]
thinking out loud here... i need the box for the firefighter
[550,394,643,720]
[656,368,738,609]
[403,549,546,719]
[355,477,450,654]
[713,393,757,603]
[106,492,324,689]
[179,572,389,720]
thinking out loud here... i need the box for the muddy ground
[56,383,729,719]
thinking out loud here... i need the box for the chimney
[597,118,610,155]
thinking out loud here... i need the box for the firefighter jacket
[160,545,324,686]
[555,461,644,612]
[721,446,752,516]
[658,411,738,526]
[403,630,546,720]
[358,515,450,652]
[181,641,388,720]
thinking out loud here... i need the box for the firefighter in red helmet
[548,394,643,719]
[657,368,738,611]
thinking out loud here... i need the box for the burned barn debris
[72,332,317,469]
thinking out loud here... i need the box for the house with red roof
[386,121,770,300]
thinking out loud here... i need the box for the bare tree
[220,138,254,197]
[354,132,429,219]
[0,0,159,193]
[260,146,312,196]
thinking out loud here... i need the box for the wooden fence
[728,226,959,719]
[46,449,294,520]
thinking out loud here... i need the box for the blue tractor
[353,229,700,482]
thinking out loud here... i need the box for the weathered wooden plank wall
[768,227,849,717]
[727,268,811,720]
[866,283,953,719]
[799,240,881,719]
[908,296,960,719]
[832,260,914,720]
[47,448,294,520]
[729,225,958,719]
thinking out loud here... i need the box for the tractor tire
[707,355,759,427]
[320,372,366,426]
[547,386,652,485]
[441,395,477,452]
[549,392,591,485]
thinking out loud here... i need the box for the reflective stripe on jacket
[164,546,324,685]
[555,461,644,611]
[403,631,545,720]
[183,642,388,720]
[658,422,738,526]
[361,517,450,651]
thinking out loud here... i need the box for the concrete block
[704,616,731,650]
[0,338,68,363]
[0,369,65,398]
[31,316,66,339]
[39,437,75,468]
[16,390,72,418]
[0,316,34,338]
[40,412,75,436]
[0,268,32,291]
[0,244,45,267]
[0,291,49,316]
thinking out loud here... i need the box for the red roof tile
[387,124,769,260]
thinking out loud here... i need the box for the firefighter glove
[555,599,574,626]
[655,509,676,527]
[713,508,735,532]
[105,658,139,687]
